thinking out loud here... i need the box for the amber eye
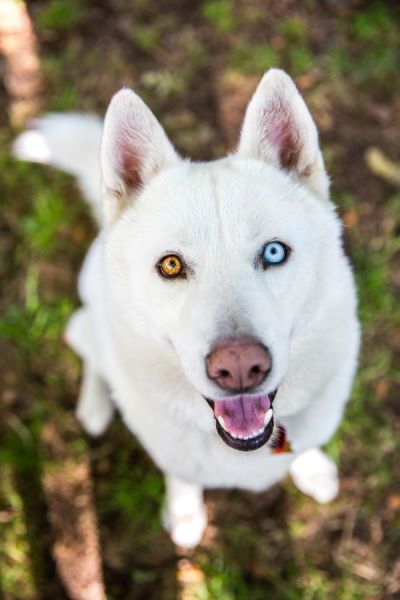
[158,254,184,278]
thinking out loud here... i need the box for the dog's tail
[13,114,103,223]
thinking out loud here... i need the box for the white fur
[289,448,339,503]
[14,69,360,548]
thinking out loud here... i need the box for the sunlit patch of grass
[42,47,100,113]
[50,86,79,111]
[298,566,380,600]
[351,3,394,43]
[140,70,186,99]
[201,0,236,33]
[228,43,280,74]
[333,191,358,212]
[387,192,400,220]
[287,46,313,76]
[355,45,399,87]
[292,569,332,600]
[326,188,399,508]
[354,247,394,326]
[278,17,313,76]
[36,0,83,32]
[0,143,45,200]
[197,554,267,600]
[133,25,161,52]
[279,17,308,43]
[319,3,400,88]
[98,440,164,531]
[0,466,36,599]
[22,190,66,256]
[325,47,352,79]
[346,3,400,87]
[111,469,164,530]
[184,38,209,68]
[0,268,74,355]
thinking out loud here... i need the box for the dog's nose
[206,336,272,393]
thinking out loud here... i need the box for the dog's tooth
[217,416,226,429]
[264,408,273,426]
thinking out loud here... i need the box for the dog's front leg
[163,474,207,548]
[76,363,114,436]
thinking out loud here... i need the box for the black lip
[215,413,275,451]
[206,390,277,452]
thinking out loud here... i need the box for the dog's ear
[101,89,179,223]
[236,69,329,200]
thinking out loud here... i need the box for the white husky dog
[14,69,360,547]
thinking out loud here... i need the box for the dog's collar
[271,426,292,454]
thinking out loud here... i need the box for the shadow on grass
[87,417,299,600]
[88,422,180,600]
[3,429,69,599]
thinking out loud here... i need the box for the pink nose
[206,336,272,393]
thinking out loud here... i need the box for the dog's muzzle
[206,390,277,451]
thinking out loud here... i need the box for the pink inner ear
[116,137,143,190]
[262,104,301,171]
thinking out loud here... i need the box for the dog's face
[101,69,340,451]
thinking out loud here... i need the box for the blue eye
[262,241,288,267]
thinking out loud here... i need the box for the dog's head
[101,69,343,451]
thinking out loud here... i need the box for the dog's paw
[76,396,114,437]
[289,448,339,504]
[163,505,207,549]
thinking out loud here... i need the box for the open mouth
[206,390,277,451]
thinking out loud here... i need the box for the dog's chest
[113,385,293,489]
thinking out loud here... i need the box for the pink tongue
[213,394,271,436]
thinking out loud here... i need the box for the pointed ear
[236,69,329,200]
[101,89,179,223]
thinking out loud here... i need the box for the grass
[351,3,394,43]
[279,17,308,43]
[0,466,36,599]
[133,25,161,52]
[1,0,399,598]
[228,43,280,74]
[103,449,164,530]
[201,0,236,32]
[22,190,68,256]
[36,0,83,32]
